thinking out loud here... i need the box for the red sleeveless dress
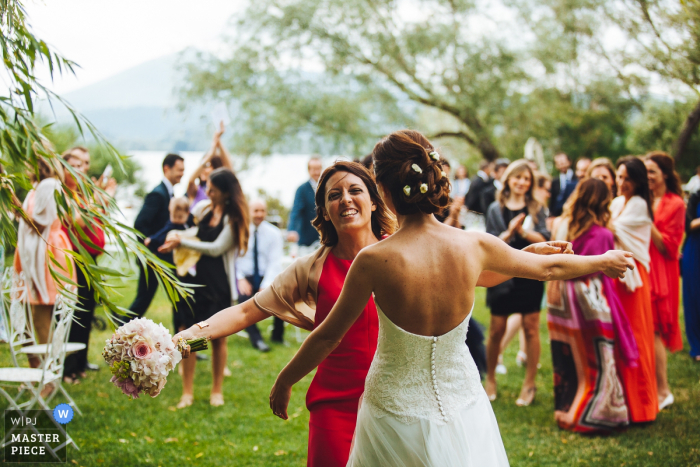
[306,251,378,467]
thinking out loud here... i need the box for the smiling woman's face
[616,164,636,200]
[323,171,376,235]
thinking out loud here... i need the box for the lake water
[118,151,350,225]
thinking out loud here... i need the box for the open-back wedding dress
[347,304,509,466]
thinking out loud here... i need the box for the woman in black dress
[160,168,249,408]
[484,160,550,405]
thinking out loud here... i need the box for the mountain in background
[41,53,214,151]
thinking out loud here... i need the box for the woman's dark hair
[207,168,250,254]
[361,154,373,170]
[644,151,683,197]
[372,130,450,215]
[616,156,653,219]
[562,178,611,241]
[312,161,396,246]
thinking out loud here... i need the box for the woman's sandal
[210,393,224,407]
[177,394,194,409]
[515,387,536,407]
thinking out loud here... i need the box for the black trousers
[64,257,98,376]
[126,262,159,320]
[466,317,487,380]
[240,276,285,344]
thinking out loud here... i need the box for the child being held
[144,197,191,251]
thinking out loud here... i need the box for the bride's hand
[523,241,573,256]
[601,250,635,279]
[172,328,197,359]
[269,377,292,420]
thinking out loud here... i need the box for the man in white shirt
[237,199,285,351]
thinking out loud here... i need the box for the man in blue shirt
[286,157,322,252]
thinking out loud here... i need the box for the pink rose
[133,342,152,360]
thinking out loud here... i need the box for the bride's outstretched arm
[172,299,269,355]
[474,232,635,282]
[270,251,375,420]
[476,240,573,287]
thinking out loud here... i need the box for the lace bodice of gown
[363,304,482,426]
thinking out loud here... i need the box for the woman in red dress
[644,152,686,411]
[175,161,393,465]
[174,161,570,465]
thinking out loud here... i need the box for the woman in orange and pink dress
[14,159,75,366]
[644,151,686,411]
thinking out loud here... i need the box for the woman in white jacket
[160,168,249,408]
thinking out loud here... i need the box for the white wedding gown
[347,305,509,466]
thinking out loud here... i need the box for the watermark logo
[3,409,67,463]
[52,404,73,425]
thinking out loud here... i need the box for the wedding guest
[644,151,686,410]
[587,158,617,197]
[534,172,552,207]
[479,159,510,215]
[682,189,700,361]
[128,153,184,319]
[465,160,494,213]
[187,123,234,206]
[287,157,322,254]
[611,156,657,423]
[159,168,249,408]
[14,159,76,368]
[61,151,106,383]
[144,197,192,251]
[684,165,700,193]
[548,178,638,432]
[485,159,550,405]
[237,199,285,351]
[360,154,373,173]
[453,165,471,198]
[63,146,117,201]
[575,157,592,180]
[550,153,578,217]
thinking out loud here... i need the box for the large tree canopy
[511,0,700,171]
[182,0,534,160]
[184,0,700,170]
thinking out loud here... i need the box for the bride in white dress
[269,130,635,466]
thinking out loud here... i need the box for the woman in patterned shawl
[548,178,639,432]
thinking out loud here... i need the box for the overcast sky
[25,0,246,94]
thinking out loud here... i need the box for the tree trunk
[673,97,700,162]
[477,137,500,162]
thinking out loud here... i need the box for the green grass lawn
[1,263,699,466]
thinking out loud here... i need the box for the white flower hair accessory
[441,171,447,178]
[420,183,428,194]
[403,185,411,196]
[411,163,422,174]
[429,151,440,160]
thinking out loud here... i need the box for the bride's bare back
[363,217,484,336]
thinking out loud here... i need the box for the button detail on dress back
[430,337,447,421]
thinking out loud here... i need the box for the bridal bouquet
[102,318,208,399]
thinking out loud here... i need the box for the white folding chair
[0,270,37,368]
[0,291,79,450]
[1,269,85,366]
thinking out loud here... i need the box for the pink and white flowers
[102,318,182,399]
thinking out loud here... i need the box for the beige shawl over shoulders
[253,246,331,331]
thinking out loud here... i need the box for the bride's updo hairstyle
[372,130,451,215]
